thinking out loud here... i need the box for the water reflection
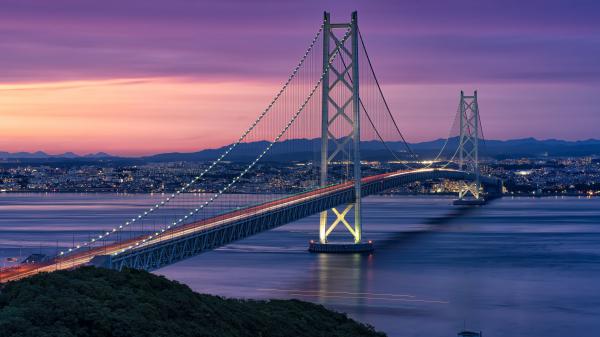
[313,253,369,310]
[2,194,600,336]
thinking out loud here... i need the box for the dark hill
[0,267,385,337]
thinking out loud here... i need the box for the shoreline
[0,191,597,198]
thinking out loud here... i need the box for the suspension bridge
[0,12,502,283]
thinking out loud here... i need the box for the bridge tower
[309,11,373,253]
[455,90,483,204]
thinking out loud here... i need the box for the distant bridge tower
[456,90,482,203]
[309,11,372,253]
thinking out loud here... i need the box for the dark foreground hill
[0,267,385,337]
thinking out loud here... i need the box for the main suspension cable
[60,23,325,257]
[358,29,462,168]
[117,28,354,255]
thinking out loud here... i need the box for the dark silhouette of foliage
[0,267,385,337]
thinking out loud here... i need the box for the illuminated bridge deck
[0,168,501,282]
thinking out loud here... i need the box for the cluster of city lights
[59,23,326,257]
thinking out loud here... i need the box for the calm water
[1,193,600,337]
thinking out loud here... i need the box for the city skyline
[1,0,599,155]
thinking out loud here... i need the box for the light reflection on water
[1,193,600,336]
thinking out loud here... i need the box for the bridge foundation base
[308,241,374,253]
[453,198,486,206]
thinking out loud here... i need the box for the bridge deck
[0,168,501,282]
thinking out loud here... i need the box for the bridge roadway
[0,168,501,282]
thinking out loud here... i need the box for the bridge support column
[310,11,372,253]
[454,90,485,206]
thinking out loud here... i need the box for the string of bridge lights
[59,22,326,257]
[113,27,354,257]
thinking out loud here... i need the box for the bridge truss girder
[109,169,501,271]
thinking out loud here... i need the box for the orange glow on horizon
[0,77,277,156]
[2,78,585,156]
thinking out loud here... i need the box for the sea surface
[1,193,599,337]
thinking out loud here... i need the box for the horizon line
[2,136,600,158]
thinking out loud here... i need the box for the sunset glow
[1,78,277,155]
[1,0,599,155]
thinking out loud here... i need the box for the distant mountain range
[0,151,112,159]
[2,138,599,163]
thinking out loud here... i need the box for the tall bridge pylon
[310,11,373,253]
[456,90,482,202]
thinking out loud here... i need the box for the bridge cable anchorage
[115,28,354,256]
[357,30,461,170]
[59,23,325,257]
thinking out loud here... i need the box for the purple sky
[1,0,599,154]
